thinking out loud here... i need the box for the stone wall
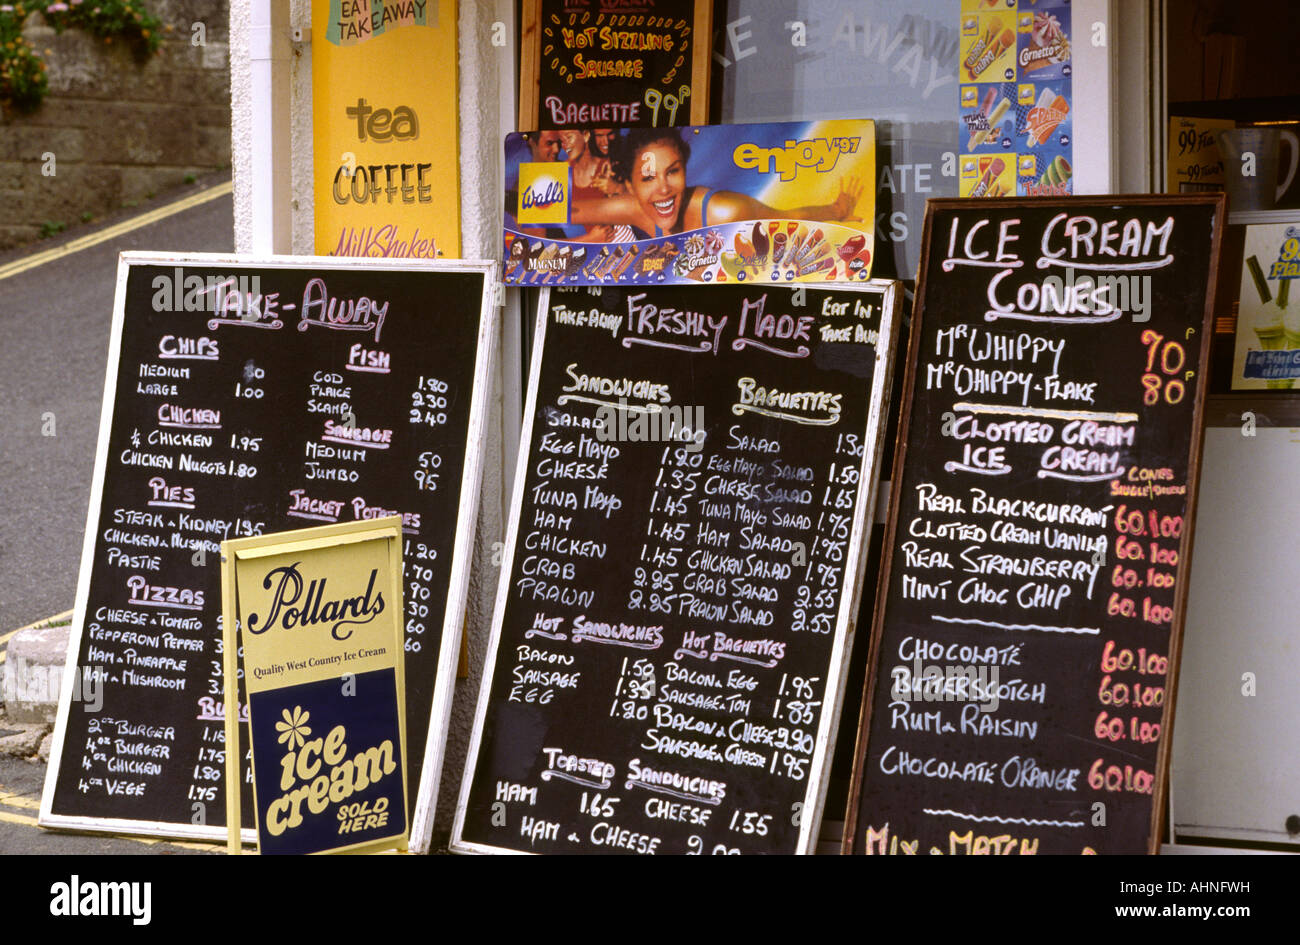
[0,1,230,249]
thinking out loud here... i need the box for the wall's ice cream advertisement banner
[312,0,460,259]
[958,0,1072,198]
[222,518,407,855]
[502,119,876,286]
[1234,222,1300,390]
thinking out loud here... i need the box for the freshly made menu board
[40,254,495,848]
[452,281,899,855]
[844,196,1224,855]
[521,0,710,130]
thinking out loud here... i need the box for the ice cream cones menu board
[1232,221,1300,389]
[452,281,900,855]
[520,0,710,131]
[40,254,496,851]
[312,0,460,259]
[959,0,1073,198]
[222,519,408,855]
[843,196,1225,856]
[504,120,876,287]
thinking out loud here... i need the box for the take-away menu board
[453,281,899,855]
[40,254,495,848]
[845,196,1224,855]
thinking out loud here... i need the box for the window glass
[713,1,962,283]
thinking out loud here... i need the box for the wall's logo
[518,163,570,225]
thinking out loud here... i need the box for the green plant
[38,218,65,237]
[80,209,92,222]
[1,1,163,114]
[183,172,195,184]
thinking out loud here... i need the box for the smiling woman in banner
[570,128,864,239]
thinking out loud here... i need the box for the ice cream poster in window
[959,154,1015,198]
[1233,222,1300,390]
[1017,0,1071,80]
[961,83,1017,153]
[1016,82,1073,195]
[961,1,1019,85]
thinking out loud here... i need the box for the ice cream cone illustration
[1245,254,1294,389]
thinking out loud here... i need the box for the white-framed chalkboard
[452,280,900,854]
[39,253,497,850]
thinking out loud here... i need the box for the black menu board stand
[40,254,496,850]
[844,196,1224,855]
[520,0,711,130]
[453,281,900,854]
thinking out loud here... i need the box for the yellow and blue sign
[222,517,408,855]
[517,163,570,226]
[503,119,876,286]
[313,0,460,259]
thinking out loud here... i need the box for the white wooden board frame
[39,252,498,850]
[451,280,901,855]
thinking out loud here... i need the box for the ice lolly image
[582,247,609,278]
[963,16,1001,70]
[1026,88,1071,147]
[964,86,997,144]
[785,225,807,263]
[798,256,836,279]
[752,222,769,266]
[609,245,639,280]
[1038,155,1072,189]
[719,252,749,282]
[969,94,1012,149]
[772,230,789,266]
[505,238,527,279]
[734,233,757,270]
[542,245,572,284]
[968,28,1014,80]
[528,242,559,284]
[795,227,826,266]
[595,246,624,280]
[564,246,587,281]
[970,158,1005,197]
[521,240,544,280]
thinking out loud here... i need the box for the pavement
[0,173,235,855]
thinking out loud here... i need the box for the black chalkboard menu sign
[39,254,496,849]
[521,0,711,130]
[452,280,900,854]
[844,196,1225,855]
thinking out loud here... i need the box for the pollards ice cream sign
[222,517,409,855]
